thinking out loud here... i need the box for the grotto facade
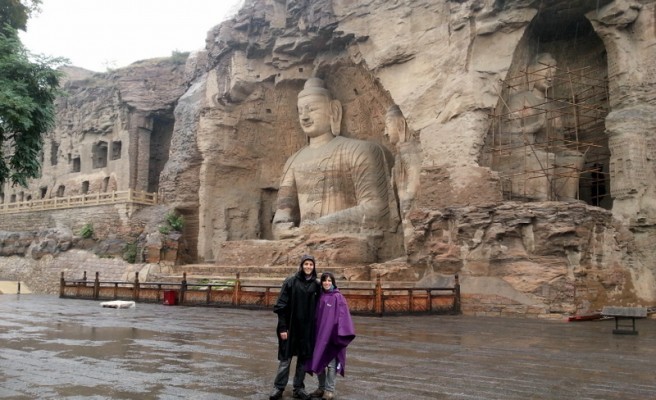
[2,0,656,317]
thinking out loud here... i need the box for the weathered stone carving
[495,53,583,201]
[272,78,390,239]
[386,105,421,219]
[385,105,421,250]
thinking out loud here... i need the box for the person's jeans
[317,358,337,393]
[273,357,306,390]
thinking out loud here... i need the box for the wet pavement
[1,295,655,400]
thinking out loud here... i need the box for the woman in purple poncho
[307,272,356,400]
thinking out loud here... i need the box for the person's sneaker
[322,391,334,400]
[292,388,311,400]
[269,388,284,400]
[309,388,324,398]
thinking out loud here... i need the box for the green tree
[0,0,65,187]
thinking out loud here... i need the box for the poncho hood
[297,254,317,280]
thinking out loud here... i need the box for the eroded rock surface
[3,0,656,316]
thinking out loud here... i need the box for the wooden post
[180,272,187,305]
[233,273,241,307]
[206,284,212,305]
[94,272,100,300]
[133,271,140,302]
[453,274,461,314]
[17,281,20,294]
[82,271,87,284]
[427,289,432,313]
[409,289,414,313]
[60,272,65,298]
[374,274,383,316]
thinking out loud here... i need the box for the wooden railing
[0,189,158,214]
[60,271,461,316]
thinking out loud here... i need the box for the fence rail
[60,271,461,316]
[0,189,158,214]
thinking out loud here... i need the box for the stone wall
[0,250,166,295]
[0,203,149,243]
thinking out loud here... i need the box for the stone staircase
[150,263,374,288]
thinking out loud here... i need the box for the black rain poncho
[273,254,320,361]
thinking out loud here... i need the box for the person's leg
[273,359,292,390]
[292,357,306,389]
[310,369,326,398]
[317,369,326,391]
[324,359,337,396]
[292,358,310,399]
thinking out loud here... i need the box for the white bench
[601,306,647,335]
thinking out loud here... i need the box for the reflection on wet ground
[1,295,655,399]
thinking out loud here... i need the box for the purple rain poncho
[306,288,356,377]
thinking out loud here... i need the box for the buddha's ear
[330,99,342,136]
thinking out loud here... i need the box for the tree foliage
[0,0,35,31]
[0,0,65,187]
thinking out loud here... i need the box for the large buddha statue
[497,53,583,201]
[272,78,390,239]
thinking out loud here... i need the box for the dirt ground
[1,295,655,399]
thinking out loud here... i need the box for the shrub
[158,225,171,235]
[170,50,189,65]
[123,242,137,263]
[79,223,94,239]
[166,212,184,232]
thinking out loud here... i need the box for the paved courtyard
[0,294,655,399]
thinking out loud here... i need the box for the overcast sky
[20,0,244,72]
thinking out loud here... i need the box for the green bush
[79,223,94,239]
[166,212,184,232]
[158,225,171,235]
[123,242,137,263]
[170,50,189,65]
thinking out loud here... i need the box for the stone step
[150,274,378,289]
[164,264,362,280]
[148,264,421,287]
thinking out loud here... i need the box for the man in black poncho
[269,254,320,400]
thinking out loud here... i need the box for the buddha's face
[298,94,332,138]
[532,56,556,93]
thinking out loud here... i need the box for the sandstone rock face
[2,57,189,202]
[160,0,656,316]
[3,0,656,317]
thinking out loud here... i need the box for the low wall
[0,250,172,294]
[0,203,172,294]
[0,203,150,241]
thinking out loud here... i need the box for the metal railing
[0,189,158,214]
[60,271,461,316]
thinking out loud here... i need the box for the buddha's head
[529,53,557,95]
[297,78,342,138]
[384,105,407,145]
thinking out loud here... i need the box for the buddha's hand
[272,222,299,240]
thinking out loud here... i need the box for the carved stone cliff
[3,0,656,316]
[159,0,656,316]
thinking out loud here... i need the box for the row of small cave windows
[49,141,122,171]
[0,177,111,204]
